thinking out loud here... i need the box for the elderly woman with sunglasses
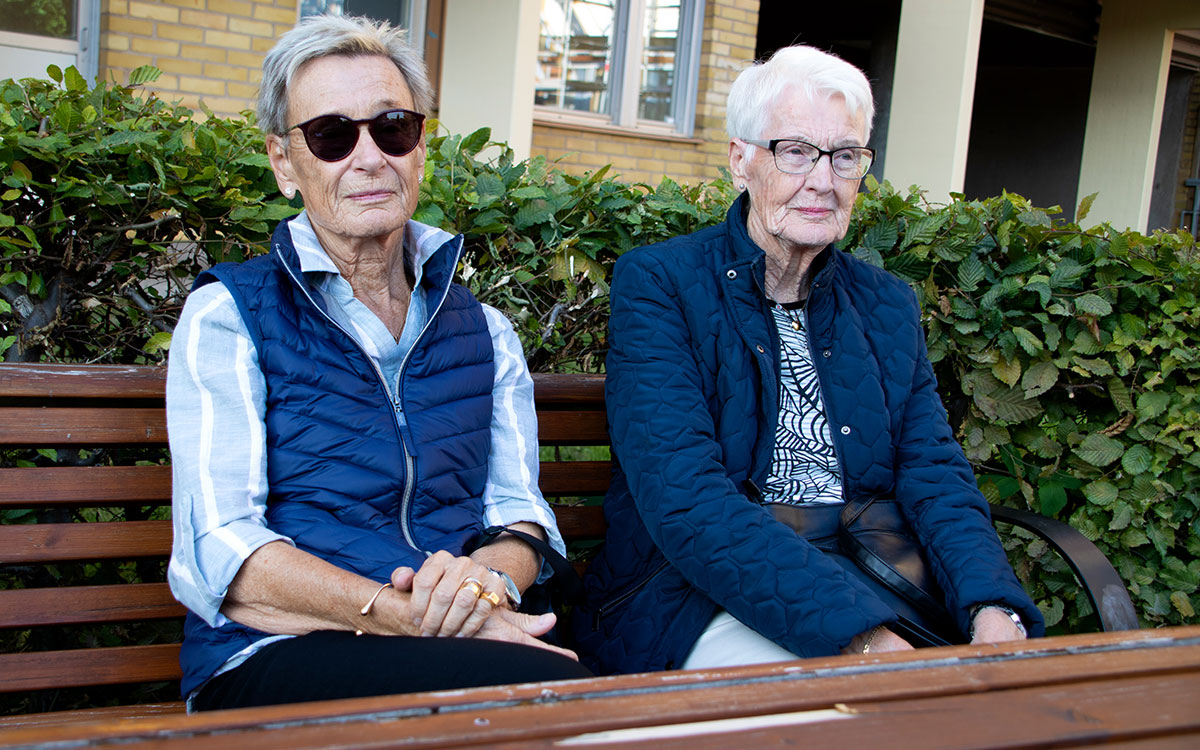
[573,45,1044,676]
[166,15,590,711]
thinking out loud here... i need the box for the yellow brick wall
[101,0,297,118]
[531,0,759,185]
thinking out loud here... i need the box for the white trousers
[681,610,802,670]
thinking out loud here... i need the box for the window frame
[534,0,706,137]
[0,0,99,82]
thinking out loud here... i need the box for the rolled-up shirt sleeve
[166,281,291,627]
[480,305,566,581]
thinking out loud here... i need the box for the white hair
[726,45,875,142]
[257,14,433,135]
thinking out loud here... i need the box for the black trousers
[192,630,593,710]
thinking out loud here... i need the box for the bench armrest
[988,503,1139,632]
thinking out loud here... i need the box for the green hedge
[2,70,1197,635]
[843,180,1199,630]
[0,66,290,362]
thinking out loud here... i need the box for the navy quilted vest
[178,218,494,696]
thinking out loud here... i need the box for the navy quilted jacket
[573,195,1043,675]
[179,218,494,696]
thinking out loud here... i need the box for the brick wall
[101,0,297,118]
[531,0,759,185]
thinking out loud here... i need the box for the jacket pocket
[592,559,671,631]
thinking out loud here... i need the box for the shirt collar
[286,210,459,286]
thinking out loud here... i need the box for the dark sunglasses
[287,108,426,162]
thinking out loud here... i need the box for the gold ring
[479,591,503,607]
[459,577,484,598]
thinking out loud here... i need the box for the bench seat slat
[0,466,172,506]
[0,408,167,446]
[0,583,184,628]
[0,644,182,692]
[0,520,172,563]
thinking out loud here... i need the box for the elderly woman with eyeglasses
[573,45,1044,675]
[165,15,590,710]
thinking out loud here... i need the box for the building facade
[1,0,1197,234]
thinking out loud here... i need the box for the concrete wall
[1077,0,1200,231]
[882,0,984,202]
[438,0,540,160]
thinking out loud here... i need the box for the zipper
[275,247,427,553]
[592,559,670,630]
[389,245,459,552]
[803,292,847,490]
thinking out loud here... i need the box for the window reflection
[300,0,410,27]
[537,0,616,115]
[0,0,76,39]
[638,0,678,123]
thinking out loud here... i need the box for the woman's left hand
[392,551,507,637]
[969,607,1026,644]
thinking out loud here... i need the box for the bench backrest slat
[0,408,168,446]
[537,461,611,497]
[0,583,184,629]
[0,645,183,694]
[0,521,173,564]
[0,364,169,399]
[537,411,610,445]
[0,466,172,506]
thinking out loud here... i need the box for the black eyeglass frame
[286,108,427,162]
[741,138,876,180]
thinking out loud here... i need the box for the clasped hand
[389,551,578,660]
[391,550,510,637]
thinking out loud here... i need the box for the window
[0,0,98,82]
[536,0,704,136]
[300,0,426,54]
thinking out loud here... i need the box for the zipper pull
[743,479,765,504]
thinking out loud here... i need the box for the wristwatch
[487,567,521,610]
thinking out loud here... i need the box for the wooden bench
[0,363,1138,719]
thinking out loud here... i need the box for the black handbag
[767,494,963,648]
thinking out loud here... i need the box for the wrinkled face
[729,91,867,256]
[267,54,425,247]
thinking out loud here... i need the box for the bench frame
[0,363,1138,718]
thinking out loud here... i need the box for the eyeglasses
[742,138,875,180]
[287,108,426,162]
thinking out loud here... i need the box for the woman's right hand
[475,608,580,660]
[843,626,914,655]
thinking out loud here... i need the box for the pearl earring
[284,188,294,198]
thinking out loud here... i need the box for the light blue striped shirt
[166,213,564,640]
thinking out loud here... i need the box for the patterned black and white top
[763,302,843,505]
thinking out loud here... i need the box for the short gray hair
[726,45,875,143]
[257,14,433,135]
